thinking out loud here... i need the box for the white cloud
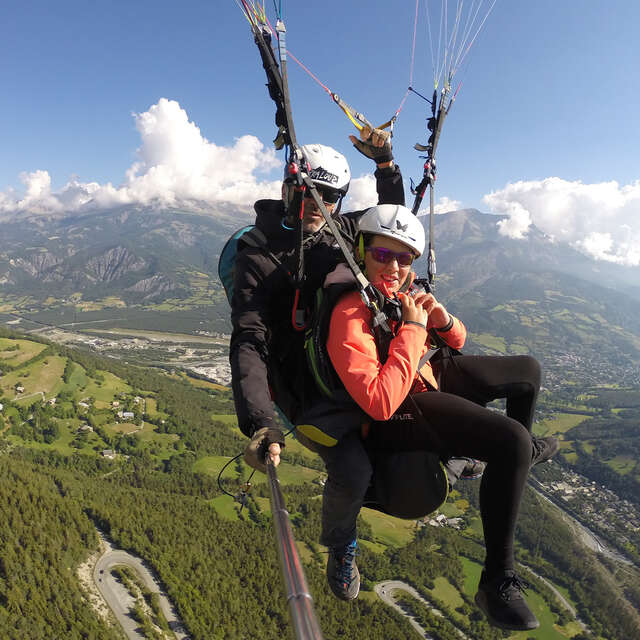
[484,177,640,266]
[346,175,461,216]
[345,174,378,211]
[0,98,282,216]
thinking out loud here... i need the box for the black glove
[243,426,285,473]
[349,127,393,164]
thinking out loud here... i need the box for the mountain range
[1,204,639,386]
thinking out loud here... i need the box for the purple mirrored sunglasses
[365,246,415,267]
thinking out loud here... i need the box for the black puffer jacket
[229,165,405,437]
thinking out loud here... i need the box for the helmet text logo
[309,166,338,185]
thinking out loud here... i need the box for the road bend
[93,535,189,640]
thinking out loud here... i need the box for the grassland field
[537,412,590,435]
[359,507,416,547]
[468,332,507,353]
[0,338,47,366]
[607,455,636,474]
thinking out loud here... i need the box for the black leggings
[369,354,540,575]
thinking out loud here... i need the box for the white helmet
[284,144,350,200]
[358,204,425,257]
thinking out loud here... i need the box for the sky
[1,1,639,266]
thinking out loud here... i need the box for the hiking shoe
[327,539,360,601]
[445,457,485,488]
[531,436,559,466]
[475,570,539,630]
[460,458,486,480]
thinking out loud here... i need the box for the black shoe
[460,458,486,479]
[327,539,359,601]
[531,436,559,466]
[445,457,486,488]
[475,570,539,630]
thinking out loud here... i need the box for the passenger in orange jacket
[320,204,557,631]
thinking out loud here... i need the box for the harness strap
[418,348,440,368]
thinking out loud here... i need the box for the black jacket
[229,165,405,437]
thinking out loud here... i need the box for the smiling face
[362,234,415,294]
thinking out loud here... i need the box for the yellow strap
[342,107,364,131]
[332,93,391,133]
[296,424,338,447]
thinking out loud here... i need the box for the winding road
[375,581,469,639]
[375,566,588,638]
[93,535,189,640]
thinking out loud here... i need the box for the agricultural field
[0,337,47,367]
[537,412,590,435]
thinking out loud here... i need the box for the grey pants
[314,431,373,548]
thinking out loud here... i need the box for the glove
[243,426,285,473]
[349,125,393,164]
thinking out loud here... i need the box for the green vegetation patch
[1,355,66,399]
[47,418,82,455]
[538,412,590,435]
[65,362,88,392]
[439,501,464,517]
[469,332,507,353]
[607,455,636,475]
[508,342,531,355]
[107,422,141,434]
[279,434,322,466]
[193,455,237,477]
[510,588,567,639]
[0,338,47,366]
[184,376,228,391]
[427,576,464,610]
[144,397,166,418]
[359,507,416,547]
[208,495,240,521]
[460,556,483,598]
[295,540,317,565]
[82,371,131,402]
[359,539,387,554]
[251,462,321,486]
[210,413,238,426]
[254,496,271,515]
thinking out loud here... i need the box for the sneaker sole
[474,591,540,631]
[327,565,360,601]
[460,471,484,480]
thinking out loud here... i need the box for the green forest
[0,328,639,639]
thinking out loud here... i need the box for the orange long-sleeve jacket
[326,290,467,421]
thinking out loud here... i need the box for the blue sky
[2,1,639,264]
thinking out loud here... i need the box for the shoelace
[336,543,357,585]
[498,574,530,601]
